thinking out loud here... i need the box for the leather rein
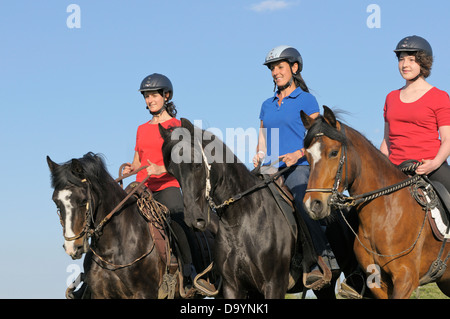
[305,127,422,209]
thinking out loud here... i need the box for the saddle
[258,166,297,238]
[256,166,332,290]
[399,161,450,241]
[124,182,218,298]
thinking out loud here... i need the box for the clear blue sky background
[1,0,449,298]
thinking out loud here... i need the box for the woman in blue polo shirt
[253,45,339,289]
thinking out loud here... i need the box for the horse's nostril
[311,199,323,214]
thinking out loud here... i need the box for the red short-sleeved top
[134,118,181,192]
[383,87,450,165]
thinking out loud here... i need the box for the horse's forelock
[50,153,110,190]
[304,116,347,148]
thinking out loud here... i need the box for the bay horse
[47,152,210,298]
[301,106,450,299]
[159,118,343,299]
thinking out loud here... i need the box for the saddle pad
[422,183,450,241]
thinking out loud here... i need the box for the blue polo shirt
[259,87,319,167]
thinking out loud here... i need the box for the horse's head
[160,119,214,231]
[301,106,349,220]
[47,153,105,259]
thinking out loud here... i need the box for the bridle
[304,126,423,209]
[57,167,150,242]
[57,178,95,242]
[305,129,350,208]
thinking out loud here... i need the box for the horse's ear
[71,159,85,179]
[322,105,337,128]
[47,156,59,174]
[300,110,314,129]
[181,118,195,136]
[158,123,171,141]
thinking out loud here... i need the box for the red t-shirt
[134,118,181,192]
[383,87,450,165]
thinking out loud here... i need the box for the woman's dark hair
[165,101,177,118]
[396,51,433,78]
[293,69,309,93]
[155,89,177,117]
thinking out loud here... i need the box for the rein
[199,141,290,213]
[305,128,423,209]
[91,166,150,238]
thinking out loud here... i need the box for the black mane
[304,115,348,148]
[50,152,113,191]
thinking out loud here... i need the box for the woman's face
[144,91,166,113]
[269,61,298,88]
[398,52,421,81]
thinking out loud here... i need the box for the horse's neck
[347,130,406,195]
[211,163,259,222]
[94,186,151,248]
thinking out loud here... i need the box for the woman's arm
[416,125,450,175]
[253,120,267,167]
[380,122,390,157]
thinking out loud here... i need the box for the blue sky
[1,0,449,298]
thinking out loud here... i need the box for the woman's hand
[252,151,266,167]
[146,160,166,176]
[122,163,133,175]
[416,159,440,175]
[279,149,305,167]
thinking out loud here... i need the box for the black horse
[47,152,212,298]
[159,118,349,299]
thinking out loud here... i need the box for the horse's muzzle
[63,237,89,260]
[304,197,331,220]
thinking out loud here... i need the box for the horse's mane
[50,152,114,191]
[305,113,401,175]
[162,125,244,166]
[161,125,257,191]
[304,115,347,148]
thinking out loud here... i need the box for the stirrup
[302,256,332,290]
[193,262,220,296]
[337,270,365,299]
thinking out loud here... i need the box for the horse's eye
[329,150,339,158]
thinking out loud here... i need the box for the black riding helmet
[394,35,433,57]
[139,73,173,101]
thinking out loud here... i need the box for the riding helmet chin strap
[147,103,167,116]
[274,77,294,92]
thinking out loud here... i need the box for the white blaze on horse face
[57,189,76,256]
[306,141,322,168]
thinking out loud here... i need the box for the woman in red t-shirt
[123,73,182,204]
[380,35,450,191]
[122,74,215,292]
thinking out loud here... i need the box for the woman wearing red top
[123,73,182,211]
[381,35,450,191]
[123,74,215,292]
